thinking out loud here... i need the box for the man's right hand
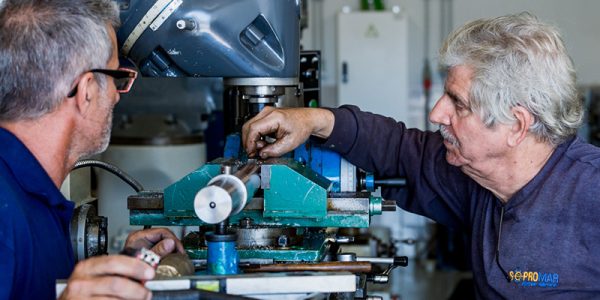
[59,255,154,300]
[242,106,335,158]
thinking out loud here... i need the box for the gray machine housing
[116,0,300,79]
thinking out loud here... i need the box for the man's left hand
[125,228,185,257]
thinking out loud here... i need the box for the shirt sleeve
[322,105,477,229]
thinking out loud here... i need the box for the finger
[65,275,151,300]
[150,238,179,257]
[242,106,275,151]
[245,121,281,155]
[241,120,253,153]
[255,140,266,150]
[73,256,155,281]
[258,138,293,158]
[126,228,179,250]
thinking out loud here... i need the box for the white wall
[454,0,600,87]
[303,0,600,111]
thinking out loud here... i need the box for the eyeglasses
[67,68,138,97]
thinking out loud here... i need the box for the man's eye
[452,99,464,109]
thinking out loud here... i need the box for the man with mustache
[243,13,599,298]
[0,1,184,299]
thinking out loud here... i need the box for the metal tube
[242,261,372,273]
[374,178,406,187]
[356,257,394,264]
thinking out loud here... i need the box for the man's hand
[59,255,155,300]
[242,106,335,158]
[125,228,185,257]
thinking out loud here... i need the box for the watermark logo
[509,269,559,288]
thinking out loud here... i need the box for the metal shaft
[242,261,372,273]
[194,162,261,224]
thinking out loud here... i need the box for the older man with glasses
[0,0,183,299]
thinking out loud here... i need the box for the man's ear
[72,72,97,117]
[508,106,534,147]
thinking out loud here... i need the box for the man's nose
[429,96,451,125]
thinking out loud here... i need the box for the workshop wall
[302,0,600,118]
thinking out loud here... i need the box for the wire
[495,205,511,282]
[72,159,144,193]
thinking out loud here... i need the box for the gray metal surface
[236,227,297,248]
[117,0,301,78]
[70,204,107,262]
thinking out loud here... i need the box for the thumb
[151,238,175,257]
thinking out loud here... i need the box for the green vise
[128,158,385,228]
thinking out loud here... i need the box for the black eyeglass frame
[67,68,138,98]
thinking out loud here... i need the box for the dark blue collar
[0,127,70,207]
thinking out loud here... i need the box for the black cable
[495,205,511,282]
[72,159,144,193]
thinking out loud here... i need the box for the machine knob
[176,19,196,30]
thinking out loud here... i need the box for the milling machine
[114,0,407,298]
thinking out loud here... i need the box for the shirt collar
[505,136,575,209]
[0,127,71,207]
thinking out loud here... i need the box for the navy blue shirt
[0,128,75,299]
[325,105,600,299]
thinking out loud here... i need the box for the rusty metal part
[127,192,164,210]
[155,253,195,279]
[242,261,372,273]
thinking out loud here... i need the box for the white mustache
[439,125,459,147]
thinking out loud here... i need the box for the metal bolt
[176,19,196,30]
[239,218,253,228]
[277,235,289,247]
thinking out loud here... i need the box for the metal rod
[242,261,372,273]
[233,161,260,182]
[374,178,406,186]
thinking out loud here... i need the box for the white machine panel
[337,11,409,122]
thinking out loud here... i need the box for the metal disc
[194,186,232,224]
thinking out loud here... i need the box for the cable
[72,159,144,193]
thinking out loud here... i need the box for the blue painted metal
[223,134,242,159]
[207,240,239,275]
[365,173,375,192]
[294,143,343,192]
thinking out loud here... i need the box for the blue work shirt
[0,128,75,299]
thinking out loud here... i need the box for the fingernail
[165,239,174,251]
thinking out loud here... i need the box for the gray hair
[0,0,119,122]
[439,12,582,145]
